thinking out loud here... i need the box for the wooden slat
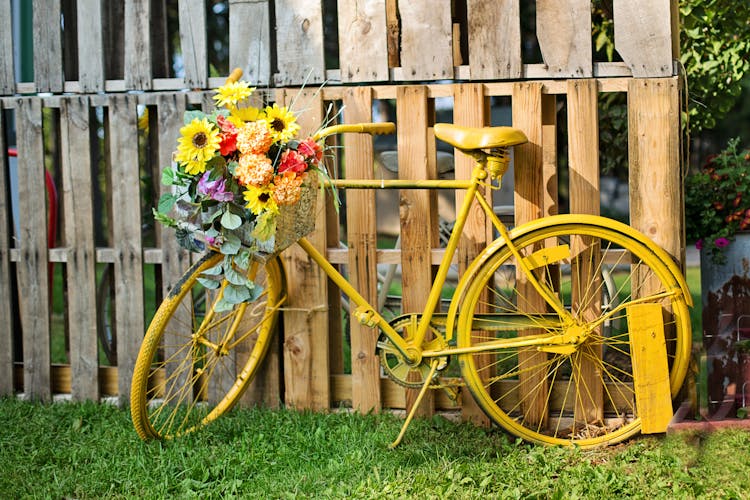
[536,0,592,78]
[386,0,399,67]
[0,103,13,394]
[60,96,99,400]
[337,0,389,83]
[542,94,558,217]
[229,0,271,86]
[397,85,436,416]
[466,0,522,80]
[109,94,145,403]
[76,0,105,92]
[628,78,681,261]
[33,0,64,93]
[124,0,152,90]
[567,79,603,424]
[179,0,208,88]
[0,0,14,94]
[511,82,547,425]
[613,0,674,77]
[453,83,490,427]
[16,98,51,401]
[397,1,453,80]
[274,0,326,86]
[343,87,381,412]
[281,89,330,410]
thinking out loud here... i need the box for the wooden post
[397,85,437,417]
[76,0,105,92]
[33,0,64,93]
[466,0,522,79]
[124,0,152,90]
[343,87,382,412]
[178,0,208,88]
[60,96,99,401]
[274,0,326,85]
[536,0,592,78]
[338,0,389,83]
[229,0,271,86]
[0,102,14,395]
[0,1,16,94]
[397,1,453,80]
[16,98,51,401]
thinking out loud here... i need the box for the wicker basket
[258,172,318,256]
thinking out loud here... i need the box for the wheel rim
[457,223,691,447]
[131,253,284,440]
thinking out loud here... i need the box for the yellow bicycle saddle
[434,123,528,151]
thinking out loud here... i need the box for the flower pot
[701,231,750,416]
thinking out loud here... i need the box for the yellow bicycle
[131,122,692,448]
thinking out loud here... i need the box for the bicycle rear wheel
[130,251,285,440]
[457,217,691,447]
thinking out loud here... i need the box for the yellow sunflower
[175,118,221,175]
[213,80,255,108]
[263,103,300,143]
[227,105,262,129]
[243,184,279,215]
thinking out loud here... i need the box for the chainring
[377,317,449,388]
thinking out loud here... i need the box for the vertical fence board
[76,0,105,92]
[511,82,548,425]
[337,0,389,83]
[613,0,673,77]
[0,0,15,94]
[397,1,453,80]
[628,78,681,260]
[281,89,330,410]
[60,96,99,400]
[124,0,152,90]
[536,0,592,78]
[274,0,326,86]
[33,0,64,93]
[109,94,144,403]
[397,85,436,416]
[179,0,208,88]
[0,103,13,394]
[567,79,603,424]
[16,98,51,401]
[343,87,381,412]
[453,83,491,426]
[466,0,521,80]
[229,0,271,86]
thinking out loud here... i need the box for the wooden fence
[0,1,683,424]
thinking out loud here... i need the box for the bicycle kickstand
[388,358,440,449]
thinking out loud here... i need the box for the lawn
[0,398,748,499]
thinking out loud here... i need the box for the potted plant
[685,137,750,264]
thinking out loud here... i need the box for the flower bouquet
[154,74,328,309]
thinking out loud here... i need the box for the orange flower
[273,172,304,205]
[237,121,273,155]
[235,153,274,187]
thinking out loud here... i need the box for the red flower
[278,149,308,174]
[217,115,238,156]
[298,138,323,163]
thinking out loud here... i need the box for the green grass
[0,399,748,499]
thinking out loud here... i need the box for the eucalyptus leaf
[224,265,249,287]
[197,277,221,289]
[220,232,242,255]
[158,193,178,214]
[221,211,243,230]
[223,283,251,304]
[183,110,204,125]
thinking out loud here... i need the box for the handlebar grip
[226,67,243,84]
[369,122,396,135]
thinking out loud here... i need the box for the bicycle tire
[130,251,285,440]
[457,217,691,447]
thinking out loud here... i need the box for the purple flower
[714,237,730,248]
[198,172,234,202]
[695,239,703,250]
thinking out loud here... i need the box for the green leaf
[223,283,251,304]
[161,167,176,186]
[220,232,241,255]
[197,277,221,289]
[221,211,242,230]
[224,265,249,287]
[183,110,205,125]
[158,193,178,214]
[251,212,277,242]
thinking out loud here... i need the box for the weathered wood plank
[76,0,105,92]
[466,0,521,80]
[567,79,603,424]
[229,0,272,86]
[281,89,330,410]
[536,0,592,78]
[60,96,99,400]
[397,85,436,416]
[613,0,674,77]
[16,98,51,401]
[124,0,152,89]
[0,102,13,394]
[108,94,145,403]
[343,86,381,412]
[385,0,399,67]
[179,0,208,88]
[0,0,14,94]
[274,0,326,86]
[33,0,64,93]
[452,83,490,427]
[397,1,453,80]
[337,0,389,83]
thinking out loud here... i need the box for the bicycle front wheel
[130,251,285,440]
[457,218,691,447]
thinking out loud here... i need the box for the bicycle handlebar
[226,67,244,84]
[313,122,396,141]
